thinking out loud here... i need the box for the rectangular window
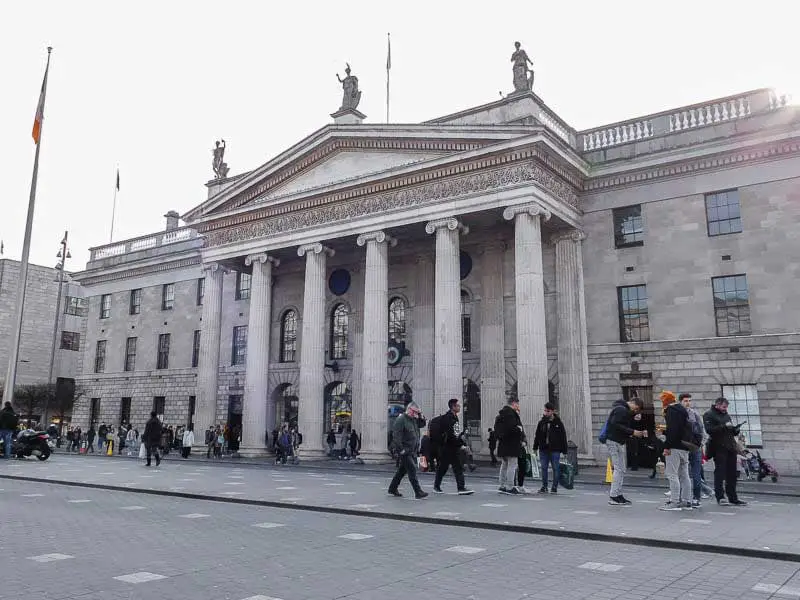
[706,189,742,236]
[721,384,762,446]
[236,271,251,301]
[613,205,644,248]
[124,337,137,372]
[129,288,142,315]
[94,340,107,373]
[712,274,751,336]
[188,396,196,427]
[618,285,650,342]
[232,325,248,366]
[162,283,175,310]
[64,296,88,317]
[90,398,101,425]
[152,396,165,420]
[100,294,112,319]
[196,277,205,306]
[120,397,131,426]
[192,330,201,368]
[60,331,81,351]
[157,333,171,369]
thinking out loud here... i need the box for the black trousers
[389,454,423,495]
[714,449,739,502]
[145,444,160,466]
[434,448,466,490]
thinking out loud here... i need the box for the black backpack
[428,414,447,446]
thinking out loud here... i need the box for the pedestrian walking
[659,391,694,511]
[487,428,498,466]
[326,429,336,456]
[681,394,708,507]
[98,422,108,452]
[117,424,127,454]
[601,396,646,506]
[387,402,428,499]
[87,425,96,453]
[349,429,359,458]
[495,397,524,495]
[182,425,195,458]
[432,399,474,495]
[126,426,137,456]
[205,426,214,458]
[533,402,568,494]
[142,411,162,467]
[703,397,747,506]
[0,401,19,459]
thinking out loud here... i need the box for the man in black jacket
[388,402,428,499]
[0,402,19,459]
[433,399,474,495]
[142,411,162,467]
[495,398,523,495]
[532,402,568,494]
[605,397,646,506]
[659,391,692,511]
[703,397,746,506]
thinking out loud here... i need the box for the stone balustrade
[580,88,791,151]
[90,227,198,260]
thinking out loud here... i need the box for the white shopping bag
[529,453,541,480]
[138,443,146,459]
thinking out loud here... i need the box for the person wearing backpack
[388,402,428,499]
[0,401,19,459]
[601,396,645,506]
[432,399,474,495]
[659,391,693,511]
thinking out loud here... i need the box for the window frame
[705,189,743,237]
[329,303,349,360]
[279,309,298,363]
[231,325,248,366]
[191,330,201,368]
[100,294,112,319]
[461,290,472,352]
[721,384,762,447]
[712,274,751,337]
[59,331,81,351]
[120,397,132,426]
[617,284,650,342]
[156,333,171,370]
[388,297,407,345]
[235,271,251,301]
[196,277,205,306]
[64,296,88,317]
[129,288,142,315]
[161,283,175,311]
[94,340,107,373]
[613,204,645,248]
[124,337,137,372]
[152,396,166,420]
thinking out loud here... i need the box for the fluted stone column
[240,253,278,456]
[297,242,334,456]
[357,231,396,460]
[425,218,468,415]
[480,242,507,447]
[196,263,226,438]
[554,231,593,454]
[503,203,550,433]
[349,269,364,443]
[411,254,435,419]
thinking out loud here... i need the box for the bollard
[566,440,579,476]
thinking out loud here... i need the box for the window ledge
[615,241,644,249]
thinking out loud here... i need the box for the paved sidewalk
[2,453,799,560]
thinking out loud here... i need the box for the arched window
[279,310,298,363]
[330,303,349,360]
[388,297,407,344]
[461,290,472,352]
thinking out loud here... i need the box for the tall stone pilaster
[412,254,435,419]
[425,218,468,415]
[240,253,278,456]
[357,231,395,459]
[503,203,550,434]
[195,263,226,437]
[297,242,334,456]
[554,230,593,454]
[479,241,507,446]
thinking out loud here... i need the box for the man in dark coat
[142,411,163,467]
[388,403,428,499]
[605,397,646,506]
[494,398,523,495]
[532,402,568,494]
[487,428,498,466]
[433,399,474,495]
[0,401,19,459]
[704,397,746,506]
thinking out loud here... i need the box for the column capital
[550,229,586,245]
[201,262,230,275]
[244,252,280,268]
[356,230,397,248]
[503,202,552,223]
[425,217,469,236]
[297,242,335,258]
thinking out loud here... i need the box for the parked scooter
[0,430,51,461]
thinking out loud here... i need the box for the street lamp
[43,231,70,425]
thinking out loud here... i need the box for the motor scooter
[0,430,51,461]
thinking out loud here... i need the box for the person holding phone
[703,397,747,506]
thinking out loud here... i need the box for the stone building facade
[71,84,800,472]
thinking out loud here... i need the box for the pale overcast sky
[1,0,795,270]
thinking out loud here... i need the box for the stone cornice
[76,257,202,286]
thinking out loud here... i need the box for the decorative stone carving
[336,63,362,111]
[356,230,397,247]
[549,229,586,245]
[297,243,335,258]
[424,218,469,236]
[212,140,230,179]
[503,202,552,223]
[206,162,575,248]
[244,252,280,268]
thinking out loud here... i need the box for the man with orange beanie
[659,390,694,511]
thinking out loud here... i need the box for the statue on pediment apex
[511,41,534,93]
[212,139,230,179]
[336,63,362,111]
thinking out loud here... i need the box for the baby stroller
[744,449,779,483]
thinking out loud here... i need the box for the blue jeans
[0,430,12,459]
[539,451,561,489]
[688,449,703,501]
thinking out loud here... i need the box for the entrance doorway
[273,384,298,429]
[324,382,352,434]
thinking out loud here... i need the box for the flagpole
[386,32,391,123]
[110,167,118,242]
[3,47,52,409]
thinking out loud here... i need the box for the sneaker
[608,495,629,506]
[457,488,474,496]
[433,487,444,494]
[415,491,429,500]
[729,499,748,506]
[538,486,548,494]
[659,501,683,512]
[691,499,701,508]
[387,489,403,498]
[681,502,695,511]
[550,486,558,494]
[701,493,710,500]
[664,490,672,497]
[508,487,521,495]
[517,486,529,495]
[498,487,512,495]
[717,498,729,506]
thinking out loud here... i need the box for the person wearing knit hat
[659,390,693,511]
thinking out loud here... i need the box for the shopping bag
[139,443,146,459]
[559,460,575,490]
[530,453,541,480]
[523,452,533,478]
[419,455,428,471]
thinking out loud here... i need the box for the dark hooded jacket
[494,405,523,458]
[605,399,634,445]
[532,414,568,453]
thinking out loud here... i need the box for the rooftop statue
[212,139,230,179]
[336,63,362,111]
[511,41,534,93]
